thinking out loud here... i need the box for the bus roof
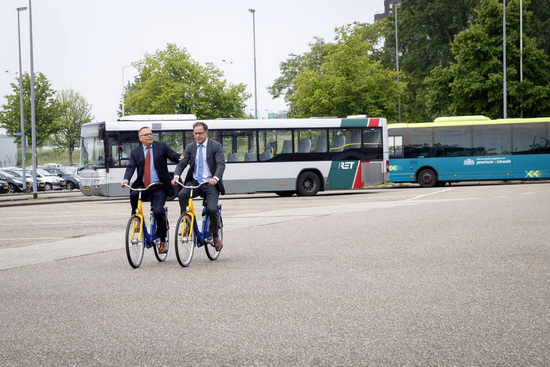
[117,114,197,121]
[389,116,550,129]
[97,117,387,132]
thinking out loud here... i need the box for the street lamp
[17,7,28,185]
[503,0,507,119]
[248,9,258,119]
[520,0,523,117]
[394,3,401,123]
[121,65,132,116]
[28,0,38,198]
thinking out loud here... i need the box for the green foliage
[0,72,60,146]
[268,37,328,103]
[425,0,550,119]
[383,0,481,122]
[529,0,550,55]
[272,23,402,120]
[123,43,250,119]
[50,89,93,164]
[18,147,81,167]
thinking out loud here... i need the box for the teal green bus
[388,116,550,187]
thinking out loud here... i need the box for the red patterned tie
[144,147,151,187]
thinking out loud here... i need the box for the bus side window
[348,130,361,150]
[330,134,346,152]
[227,153,238,162]
[298,139,312,153]
[313,136,327,152]
[245,151,257,161]
[281,140,292,153]
[389,136,403,158]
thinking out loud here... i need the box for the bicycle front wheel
[175,214,194,267]
[125,215,145,268]
[204,214,222,261]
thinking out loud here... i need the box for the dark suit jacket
[174,138,226,195]
[124,141,181,196]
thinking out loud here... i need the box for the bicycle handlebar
[124,183,162,191]
[176,181,209,189]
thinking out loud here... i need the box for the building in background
[0,134,17,167]
[375,0,402,20]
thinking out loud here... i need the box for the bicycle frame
[127,184,167,248]
[174,180,223,267]
[179,182,222,247]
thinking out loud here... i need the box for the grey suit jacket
[174,138,226,195]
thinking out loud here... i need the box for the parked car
[0,180,9,194]
[26,168,66,190]
[0,169,46,191]
[41,166,80,190]
[65,164,85,174]
[42,163,64,168]
[0,171,30,193]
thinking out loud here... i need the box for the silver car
[26,168,67,191]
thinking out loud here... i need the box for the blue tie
[197,144,204,183]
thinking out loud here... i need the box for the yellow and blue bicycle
[174,181,223,267]
[124,183,169,268]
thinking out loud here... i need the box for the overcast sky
[1,0,383,123]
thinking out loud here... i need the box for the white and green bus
[79,114,388,197]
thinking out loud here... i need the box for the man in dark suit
[120,127,182,254]
[171,121,226,251]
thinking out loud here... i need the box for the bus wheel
[296,171,320,196]
[417,169,437,188]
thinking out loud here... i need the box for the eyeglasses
[193,131,206,135]
[140,133,153,137]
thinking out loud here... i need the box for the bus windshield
[80,123,106,168]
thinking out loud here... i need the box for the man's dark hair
[193,121,208,131]
[138,126,152,136]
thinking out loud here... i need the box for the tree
[425,0,550,119]
[51,89,93,164]
[123,43,250,119]
[379,0,481,122]
[271,22,401,120]
[528,0,550,56]
[268,37,328,106]
[0,72,60,147]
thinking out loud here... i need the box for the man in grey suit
[120,127,182,254]
[171,121,226,251]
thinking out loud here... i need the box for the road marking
[0,237,61,241]
[405,188,452,201]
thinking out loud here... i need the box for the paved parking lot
[1,183,549,365]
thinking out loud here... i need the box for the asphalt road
[1,183,549,366]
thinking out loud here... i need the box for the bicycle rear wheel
[153,238,168,262]
[153,210,169,262]
[204,214,222,261]
[125,215,145,268]
[175,214,194,267]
